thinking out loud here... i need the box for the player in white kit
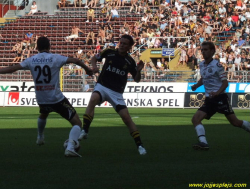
[0,37,93,157]
[191,41,250,150]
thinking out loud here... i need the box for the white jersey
[199,59,227,97]
[20,52,68,104]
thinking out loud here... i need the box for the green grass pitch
[0,107,249,189]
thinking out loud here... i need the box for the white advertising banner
[125,82,188,93]
[0,82,35,92]
[2,92,185,108]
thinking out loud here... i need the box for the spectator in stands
[98,26,105,44]
[193,65,201,82]
[238,36,245,47]
[241,53,248,69]
[26,31,33,40]
[11,41,21,53]
[129,0,139,14]
[86,7,96,22]
[13,48,22,63]
[243,36,250,46]
[220,52,227,71]
[30,35,37,50]
[219,4,227,18]
[83,81,91,92]
[0,34,4,43]
[141,14,148,23]
[76,46,83,59]
[86,30,95,45]
[21,34,30,48]
[28,1,37,15]
[234,53,243,70]
[109,6,119,21]
[58,0,66,9]
[232,12,240,27]
[178,46,187,66]
[88,0,99,8]
[21,46,30,62]
[144,62,153,80]
[65,26,84,43]
[74,0,82,7]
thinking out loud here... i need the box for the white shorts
[94,83,126,110]
[66,35,78,40]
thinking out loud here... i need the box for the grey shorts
[93,83,126,112]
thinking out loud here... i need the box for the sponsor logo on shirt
[32,57,53,63]
[106,65,126,76]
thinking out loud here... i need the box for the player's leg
[36,112,49,145]
[117,106,146,155]
[52,98,82,156]
[226,114,250,132]
[78,92,101,140]
[191,110,209,150]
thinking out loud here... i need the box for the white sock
[37,118,46,138]
[195,124,208,144]
[67,125,81,150]
[241,120,250,132]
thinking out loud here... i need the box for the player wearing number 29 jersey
[20,52,67,104]
[0,37,93,157]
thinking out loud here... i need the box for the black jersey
[97,48,137,93]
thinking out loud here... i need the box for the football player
[191,41,250,150]
[0,37,93,157]
[78,35,147,155]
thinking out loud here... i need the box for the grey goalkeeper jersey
[199,59,227,97]
[20,52,68,104]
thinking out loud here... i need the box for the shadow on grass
[0,125,249,189]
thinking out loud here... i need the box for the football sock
[37,118,46,137]
[195,124,208,144]
[241,120,250,132]
[131,130,143,147]
[69,125,81,142]
[83,114,93,133]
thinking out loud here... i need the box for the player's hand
[209,92,218,98]
[137,60,144,71]
[191,84,197,91]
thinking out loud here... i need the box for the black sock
[131,130,143,147]
[83,114,93,133]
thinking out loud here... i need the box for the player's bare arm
[0,64,22,74]
[209,79,228,98]
[191,77,203,91]
[90,55,99,73]
[134,60,144,83]
[66,57,93,76]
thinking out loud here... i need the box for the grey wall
[22,0,58,15]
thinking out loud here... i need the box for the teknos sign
[0,82,35,92]
[125,83,188,93]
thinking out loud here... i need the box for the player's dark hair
[120,34,134,46]
[201,41,215,52]
[37,36,50,51]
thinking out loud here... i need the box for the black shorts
[39,98,76,121]
[198,93,234,120]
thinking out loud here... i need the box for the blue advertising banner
[187,83,250,93]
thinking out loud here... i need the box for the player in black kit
[78,35,147,155]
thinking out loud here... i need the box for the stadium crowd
[2,0,250,82]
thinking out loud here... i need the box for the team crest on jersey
[123,64,128,70]
[216,62,223,67]
[208,68,212,73]
[108,60,112,64]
